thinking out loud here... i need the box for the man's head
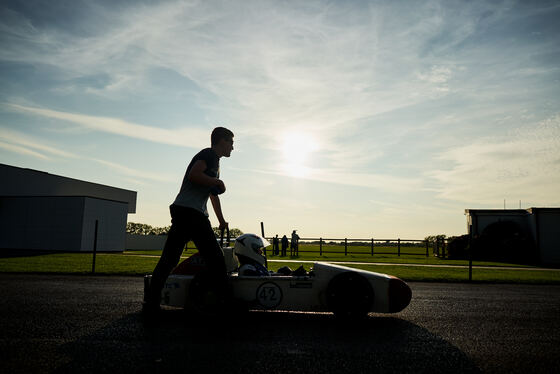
[211,127,234,157]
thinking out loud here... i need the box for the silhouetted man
[281,235,288,256]
[291,230,300,256]
[144,127,234,321]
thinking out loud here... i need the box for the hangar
[465,208,560,266]
[0,163,137,252]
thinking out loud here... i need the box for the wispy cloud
[0,139,49,160]
[0,127,174,184]
[0,1,501,169]
[0,127,78,159]
[2,0,559,235]
[5,103,208,149]
[91,158,174,183]
[430,114,560,205]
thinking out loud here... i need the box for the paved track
[1,274,559,373]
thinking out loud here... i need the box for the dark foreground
[0,274,559,373]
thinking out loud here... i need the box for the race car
[144,233,412,318]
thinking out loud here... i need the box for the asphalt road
[1,274,559,373]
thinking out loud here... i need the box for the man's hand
[214,179,226,194]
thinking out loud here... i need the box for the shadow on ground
[54,309,480,374]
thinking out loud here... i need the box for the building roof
[465,208,560,215]
[0,163,137,213]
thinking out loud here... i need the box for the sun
[281,131,318,178]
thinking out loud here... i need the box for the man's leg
[189,213,229,302]
[146,205,190,307]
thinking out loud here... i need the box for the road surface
[0,274,559,373]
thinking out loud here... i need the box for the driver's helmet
[234,234,270,266]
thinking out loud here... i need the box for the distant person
[291,230,300,256]
[272,235,280,256]
[144,127,234,322]
[281,235,288,256]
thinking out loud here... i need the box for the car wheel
[326,272,374,319]
[188,272,227,316]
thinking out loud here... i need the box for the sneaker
[142,301,161,327]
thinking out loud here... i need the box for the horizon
[1,0,559,239]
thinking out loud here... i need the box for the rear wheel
[326,272,374,319]
[188,272,228,316]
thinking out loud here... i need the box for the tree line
[126,222,243,238]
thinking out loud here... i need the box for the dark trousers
[147,204,227,304]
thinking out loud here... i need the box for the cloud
[5,103,208,149]
[430,114,560,205]
[0,139,49,160]
[0,127,174,183]
[0,127,78,159]
[236,165,422,193]
[90,158,174,183]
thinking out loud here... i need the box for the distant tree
[447,235,470,259]
[424,234,447,245]
[424,234,448,256]
[126,222,170,235]
[212,227,244,238]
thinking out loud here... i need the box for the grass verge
[1,250,559,284]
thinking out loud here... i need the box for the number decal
[256,282,282,309]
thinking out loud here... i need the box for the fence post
[469,235,473,282]
[344,238,347,256]
[92,220,98,274]
[320,238,323,256]
[425,239,429,257]
[398,238,401,256]
[435,238,439,257]
[371,238,374,256]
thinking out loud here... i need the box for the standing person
[281,235,288,257]
[291,230,300,256]
[272,235,280,256]
[144,127,234,320]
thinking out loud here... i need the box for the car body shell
[145,249,412,315]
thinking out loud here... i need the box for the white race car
[144,234,412,318]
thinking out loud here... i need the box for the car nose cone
[388,277,412,313]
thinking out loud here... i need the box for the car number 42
[256,282,283,309]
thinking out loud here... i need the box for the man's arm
[210,195,228,230]
[188,160,226,192]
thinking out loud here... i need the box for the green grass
[1,243,558,284]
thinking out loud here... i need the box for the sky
[1,0,559,240]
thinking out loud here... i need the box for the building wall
[0,196,84,251]
[0,196,129,252]
[466,208,560,266]
[535,210,560,265]
[81,197,128,252]
[125,234,168,250]
[0,163,137,213]
[469,210,530,236]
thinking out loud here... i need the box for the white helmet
[234,234,270,266]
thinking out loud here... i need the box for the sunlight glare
[281,131,319,178]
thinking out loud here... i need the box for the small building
[465,208,560,266]
[0,163,137,252]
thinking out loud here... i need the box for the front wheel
[326,272,374,319]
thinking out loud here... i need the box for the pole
[319,238,322,256]
[344,238,347,256]
[92,220,98,274]
[469,234,473,282]
[260,222,265,238]
[425,239,429,257]
[398,238,401,256]
[371,238,374,256]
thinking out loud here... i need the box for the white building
[465,208,560,266]
[0,163,137,252]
